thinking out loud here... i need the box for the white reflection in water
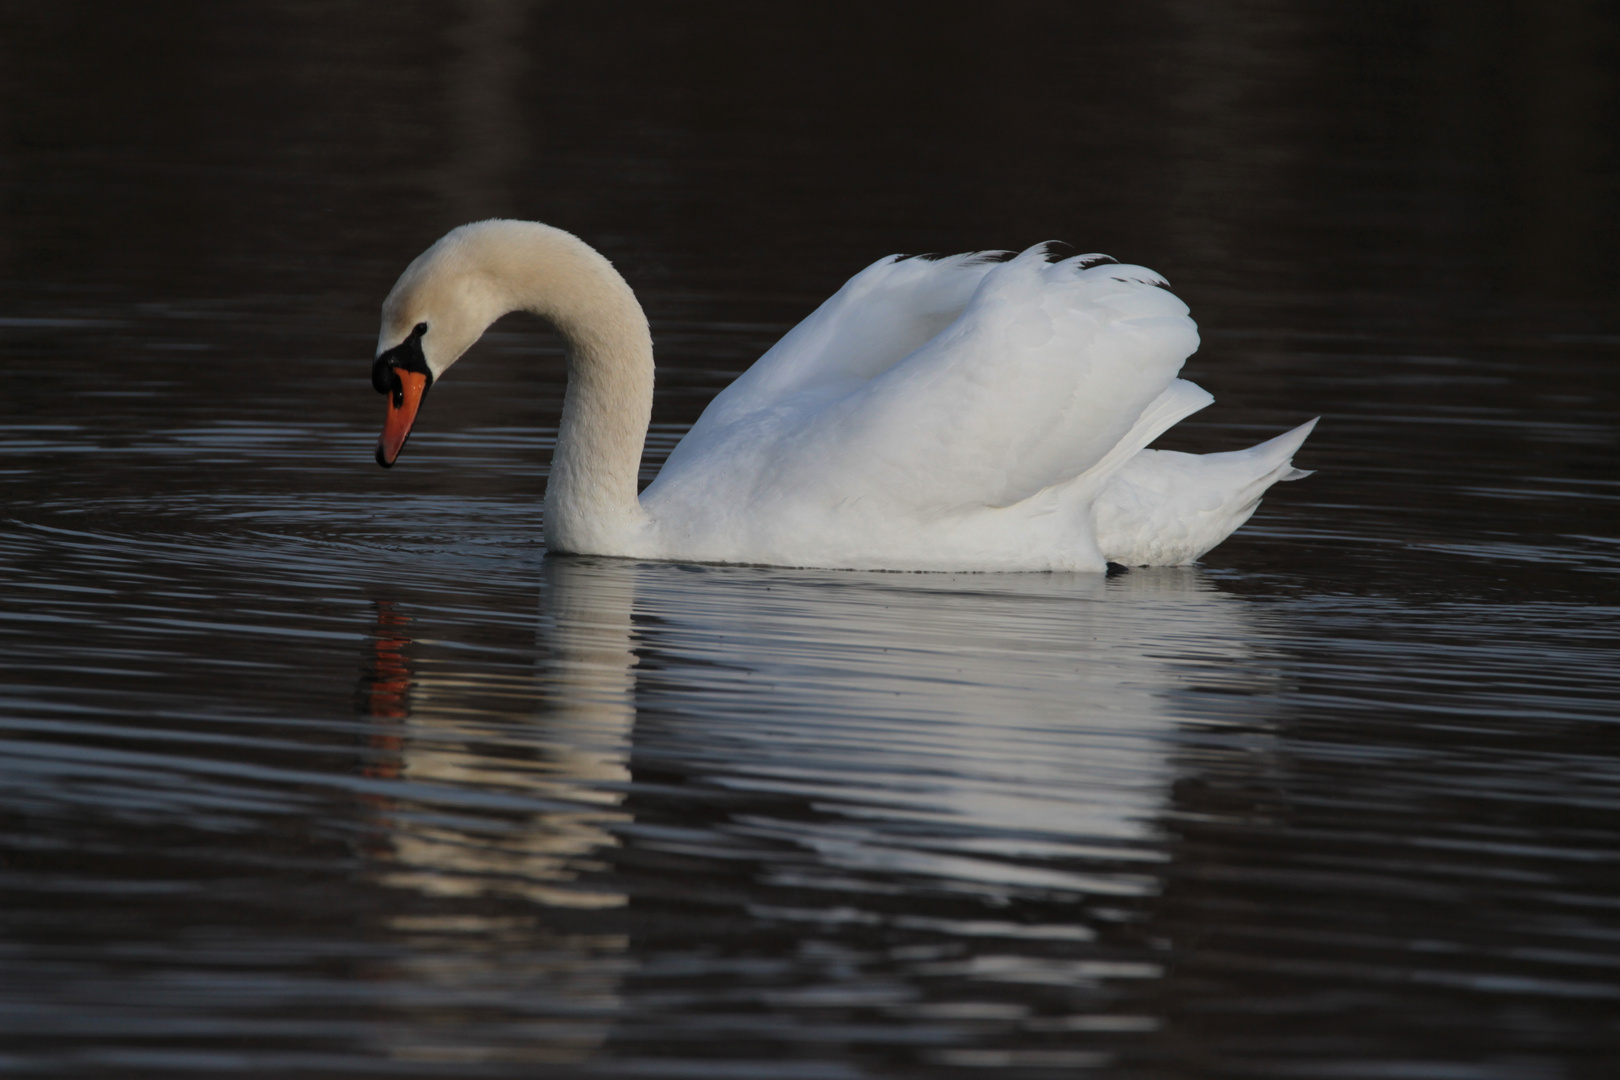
[372,564,636,909]
[358,558,1278,1062]
[358,567,642,1065]
[621,561,1272,900]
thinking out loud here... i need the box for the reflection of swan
[613,560,1277,903]
[357,560,1271,907]
[358,566,636,909]
[351,560,1282,1063]
[371,220,1314,570]
[354,566,640,1065]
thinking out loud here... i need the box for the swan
[371,220,1315,571]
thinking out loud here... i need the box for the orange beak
[376,369,429,468]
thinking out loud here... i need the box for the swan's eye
[372,321,435,396]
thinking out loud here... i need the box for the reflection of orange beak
[376,369,429,468]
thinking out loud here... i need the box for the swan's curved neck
[468,224,653,553]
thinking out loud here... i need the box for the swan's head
[371,224,516,467]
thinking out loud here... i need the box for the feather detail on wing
[673,250,1005,434]
[651,244,1202,518]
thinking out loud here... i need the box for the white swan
[372,220,1315,571]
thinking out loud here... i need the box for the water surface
[2,3,1619,1077]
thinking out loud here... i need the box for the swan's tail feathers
[1093,417,1319,566]
[1277,422,1320,482]
[1246,416,1319,460]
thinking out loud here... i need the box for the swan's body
[373,220,1314,572]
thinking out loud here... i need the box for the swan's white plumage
[1094,418,1318,566]
[375,220,1315,572]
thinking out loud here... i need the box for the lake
[2,2,1618,1077]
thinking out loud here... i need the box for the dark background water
[3,2,1619,1077]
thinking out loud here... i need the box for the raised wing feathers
[827,249,1199,508]
[655,245,1199,515]
[684,251,1003,432]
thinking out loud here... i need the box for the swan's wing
[1096,418,1319,565]
[679,251,1003,434]
[645,245,1203,538]
[786,246,1202,510]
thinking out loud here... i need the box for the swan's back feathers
[652,246,1202,530]
[842,249,1200,509]
[688,250,1004,431]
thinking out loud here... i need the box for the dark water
[4,2,1620,1077]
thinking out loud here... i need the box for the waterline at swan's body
[371,220,1315,572]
